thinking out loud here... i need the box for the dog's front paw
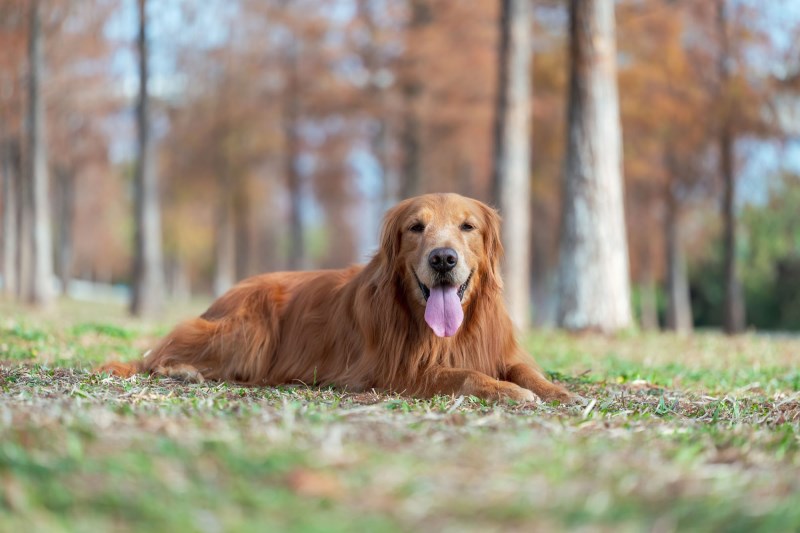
[538,385,584,406]
[154,364,205,384]
[497,382,540,404]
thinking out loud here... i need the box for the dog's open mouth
[414,270,473,303]
[413,270,473,338]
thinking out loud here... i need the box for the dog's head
[378,193,503,337]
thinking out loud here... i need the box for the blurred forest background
[1,0,800,333]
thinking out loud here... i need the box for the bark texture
[716,0,745,334]
[639,278,659,331]
[213,172,236,297]
[283,45,305,271]
[399,83,422,200]
[556,0,632,331]
[491,0,533,331]
[130,0,165,316]
[1,140,20,297]
[55,166,75,295]
[398,0,427,200]
[638,241,658,331]
[663,177,693,334]
[24,0,55,306]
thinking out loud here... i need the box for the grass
[2,299,800,532]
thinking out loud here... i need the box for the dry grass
[1,299,800,532]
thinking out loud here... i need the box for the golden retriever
[99,193,573,403]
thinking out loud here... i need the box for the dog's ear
[378,199,411,275]
[477,201,504,291]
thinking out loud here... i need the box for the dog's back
[98,267,367,387]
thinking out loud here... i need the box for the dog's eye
[409,223,425,233]
[460,222,475,232]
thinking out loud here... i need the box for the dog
[99,193,573,403]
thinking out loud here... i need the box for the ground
[1,300,800,532]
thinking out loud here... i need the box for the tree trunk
[398,0,427,200]
[491,0,533,331]
[720,126,745,333]
[24,0,55,307]
[373,117,392,243]
[531,219,554,327]
[234,178,252,280]
[1,140,20,298]
[556,0,632,331]
[16,141,29,300]
[285,142,304,271]
[55,166,75,296]
[638,241,659,331]
[213,172,235,296]
[358,0,395,228]
[166,255,190,303]
[639,279,659,331]
[130,0,165,317]
[717,0,745,334]
[284,47,305,271]
[399,84,422,200]
[663,176,693,334]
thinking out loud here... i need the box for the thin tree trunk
[357,0,394,228]
[491,0,533,331]
[130,0,165,316]
[233,178,252,280]
[283,44,305,271]
[213,172,235,296]
[373,117,392,243]
[663,175,693,334]
[1,140,20,298]
[456,156,474,199]
[399,85,422,200]
[284,113,304,270]
[556,0,632,331]
[16,141,29,300]
[717,0,745,334]
[639,279,659,331]
[398,0,427,200]
[285,145,304,270]
[55,166,75,296]
[167,255,190,303]
[638,239,659,331]
[531,225,554,327]
[720,125,744,332]
[25,0,55,307]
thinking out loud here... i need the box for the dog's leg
[504,363,577,404]
[414,367,538,403]
[143,314,274,385]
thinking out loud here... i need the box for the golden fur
[98,193,573,403]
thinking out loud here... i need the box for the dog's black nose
[428,247,458,273]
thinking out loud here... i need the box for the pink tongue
[424,285,464,337]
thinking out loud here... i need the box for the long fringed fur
[96,194,562,401]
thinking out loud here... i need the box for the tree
[491,0,533,331]
[283,43,305,271]
[616,0,711,334]
[130,0,165,316]
[1,139,20,298]
[556,0,632,331]
[213,169,236,295]
[527,5,569,327]
[23,0,55,307]
[54,165,75,294]
[397,0,428,200]
[0,1,24,300]
[716,0,745,334]
[663,155,693,333]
